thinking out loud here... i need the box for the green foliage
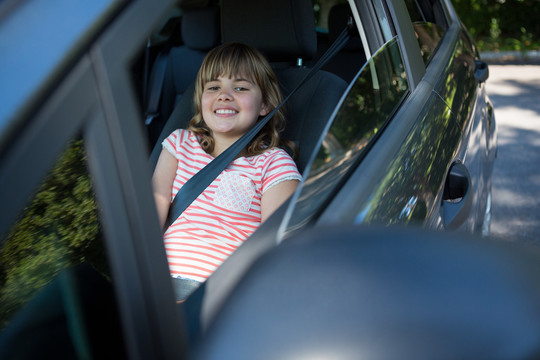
[0,140,106,329]
[452,0,540,52]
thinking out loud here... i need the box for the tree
[0,140,106,329]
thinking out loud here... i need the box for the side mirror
[475,60,489,83]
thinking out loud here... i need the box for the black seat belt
[164,27,351,230]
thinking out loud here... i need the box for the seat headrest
[221,0,317,62]
[182,7,220,51]
[328,4,362,51]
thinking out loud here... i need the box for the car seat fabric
[275,68,346,173]
[149,83,196,168]
[220,0,348,173]
[221,0,317,62]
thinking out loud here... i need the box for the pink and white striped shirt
[162,129,302,282]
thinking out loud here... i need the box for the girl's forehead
[208,72,256,83]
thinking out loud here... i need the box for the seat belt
[164,27,351,230]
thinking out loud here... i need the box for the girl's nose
[218,88,233,101]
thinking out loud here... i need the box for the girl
[152,42,302,298]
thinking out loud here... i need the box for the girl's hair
[188,42,292,157]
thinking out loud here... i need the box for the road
[486,63,540,245]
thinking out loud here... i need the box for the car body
[0,0,497,358]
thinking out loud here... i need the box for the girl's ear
[259,104,270,117]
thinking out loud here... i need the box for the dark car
[0,0,497,358]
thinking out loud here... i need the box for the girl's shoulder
[168,129,201,146]
[262,147,295,160]
[164,129,206,156]
[241,147,296,168]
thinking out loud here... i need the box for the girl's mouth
[215,109,237,115]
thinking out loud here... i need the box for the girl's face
[201,74,269,142]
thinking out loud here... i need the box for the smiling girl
[152,42,302,300]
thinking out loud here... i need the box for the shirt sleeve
[261,149,303,194]
[162,129,182,158]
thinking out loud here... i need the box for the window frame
[381,0,426,89]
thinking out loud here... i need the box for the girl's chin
[211,126,236,134]
[210,128,243,139]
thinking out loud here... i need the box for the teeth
[215,109,237,114]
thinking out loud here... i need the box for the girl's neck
[211,135,240,158]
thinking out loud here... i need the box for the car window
[0,139,123,357]
[282,38,408,237]
[404,0,448,64]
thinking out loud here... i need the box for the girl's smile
[201,75,268,144]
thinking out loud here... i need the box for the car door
[289,0,489,233]
[0,0,187,358]
[430,8,496,234]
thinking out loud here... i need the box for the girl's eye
[207,86,220,91]
[235,87,249,91]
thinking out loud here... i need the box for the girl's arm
[260,180,299,223]
[152,149,178,229]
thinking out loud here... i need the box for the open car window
[0,138,125,358]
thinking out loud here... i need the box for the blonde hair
[188,42,290,157]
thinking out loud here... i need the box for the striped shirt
[163,129,302,282]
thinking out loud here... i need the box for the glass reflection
[413,22,445,64]
[435,32,477,134]
[358,103,460,225]
[0,139,108,330]
[283,39,408,237]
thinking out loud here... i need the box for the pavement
[481,50,540,65]
[486,62,540,245]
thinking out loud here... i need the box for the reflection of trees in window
[0,140,106,329]
[413,22,445,64]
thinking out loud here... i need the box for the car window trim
[384,0,425,90]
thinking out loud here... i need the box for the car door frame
[0,0,188,358]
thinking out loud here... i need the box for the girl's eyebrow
[233,77,254,84]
